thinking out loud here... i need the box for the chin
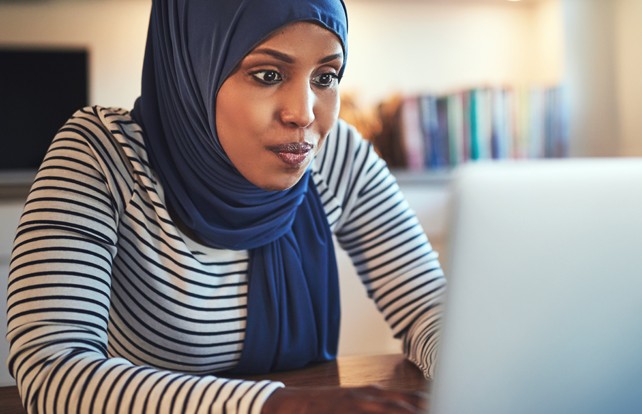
[253,171,306,192]
[259,178,301,192]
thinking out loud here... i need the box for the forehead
[249,21,344,59]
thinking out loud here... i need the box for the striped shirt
[7,106,445,414]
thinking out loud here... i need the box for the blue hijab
[131,0,348,374]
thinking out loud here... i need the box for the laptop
[430,158,642,414]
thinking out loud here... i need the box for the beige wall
[0,0,564,108]
[532,0,565,86]
[563,0,642,157]
[563,0,620,157]
[615,0,642,156]
[343,0,562,106]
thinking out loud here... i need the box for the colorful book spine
[447,93,464,167]
[400,96,425,171]
[469,89,479,161]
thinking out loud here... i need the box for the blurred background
[1,0,640,162]
[0,0,641,377]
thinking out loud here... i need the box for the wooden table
[0,354,429,413]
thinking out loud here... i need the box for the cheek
[216,91,269,152]
[313,96,339,157]
[316,92,341,133]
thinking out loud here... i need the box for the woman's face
[216,22,344,191]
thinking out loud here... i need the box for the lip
[267,142,314,167]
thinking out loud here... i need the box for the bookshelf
[366,86,567,173]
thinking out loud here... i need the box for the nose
[279,80,315,128]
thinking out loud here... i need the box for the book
[400,96,425,171]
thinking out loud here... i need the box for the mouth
[267,142,314,167]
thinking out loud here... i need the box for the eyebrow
[319,53,343,64]
[250,48,343,65]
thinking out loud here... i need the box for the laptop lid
[430,158,642,414]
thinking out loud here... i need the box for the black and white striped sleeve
[317,120,447,379]
[6,107,279,414]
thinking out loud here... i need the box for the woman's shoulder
[328,118,370,149]
[314,118,373,173]
[312,119,385,226]
[52,105,155,198]
[60,105,151,171]
[64,106,144,147]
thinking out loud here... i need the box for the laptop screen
[431,159,642,414]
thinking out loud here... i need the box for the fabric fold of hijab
[131,0,348,374]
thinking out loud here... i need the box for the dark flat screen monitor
[0,48,88,182]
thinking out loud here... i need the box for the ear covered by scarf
[131,0,348,374]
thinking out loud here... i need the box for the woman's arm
[317,120,447,379]
[6,107,280,414]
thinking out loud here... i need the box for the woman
[6,0,445,412]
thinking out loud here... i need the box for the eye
[312,72,339,88]
[251,70,283,85]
